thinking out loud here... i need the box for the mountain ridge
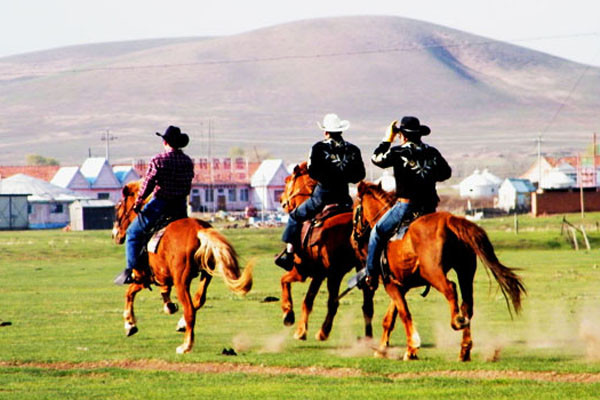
[1,16,598,178]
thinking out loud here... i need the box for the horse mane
[358,181,395,207]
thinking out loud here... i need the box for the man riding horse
[114,125,195,285]
[275,113,366,271]
[353,116,452,290]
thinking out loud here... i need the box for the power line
[2,32,598,78]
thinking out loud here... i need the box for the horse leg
[315,272,343,341]
[361,286,375,339]
[456,253,476,361]
[280,269,303,326]
[174,282,196,354]
[419,258,465,331]
[380,300,398,350]
[294,276,323,340]
[176,273,212,333]
[382,283,420,360]
[123,283,144,336]
[160,285,179,315]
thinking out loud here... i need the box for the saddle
[300,203,352,250]
[379,208,425,281]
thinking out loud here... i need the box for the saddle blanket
[147,227,167,254]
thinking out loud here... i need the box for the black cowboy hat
[398,116,430,136]
[156,125,189,148]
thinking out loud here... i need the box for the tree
[26,154,60,166]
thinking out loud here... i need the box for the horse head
[280,161,317,213]
[112,181,142,244]
[352,181,396,249]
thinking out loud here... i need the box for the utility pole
[536,135,543,190]
[101,129,117,162]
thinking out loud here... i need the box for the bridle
[281,172,315,211]
[352,189,392,244]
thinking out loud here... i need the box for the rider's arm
[134,158,158,209]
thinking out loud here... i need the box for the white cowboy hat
[317,113,350,132]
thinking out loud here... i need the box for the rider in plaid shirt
[114,125,195,285]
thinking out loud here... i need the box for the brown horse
[279,162,374,340]
[112,181,253,354]
[352,181,525,361]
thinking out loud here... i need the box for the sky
[1,0,599,66]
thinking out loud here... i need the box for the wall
[531,189,600,216]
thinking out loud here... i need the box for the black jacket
[372,140,451,211]
[308,137,366,193]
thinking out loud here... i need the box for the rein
[282,173,315,210]
[352,192,392,244]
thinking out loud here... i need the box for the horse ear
[122,185,130,197]
[293,164,301,174]
[357,181,367,195]
[377,181,382,190]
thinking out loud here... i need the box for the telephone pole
[101,129,117,162]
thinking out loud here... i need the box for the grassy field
[1,213,600,399]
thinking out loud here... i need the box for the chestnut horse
[352,181,525,361]
[279,162,373,340]
[112,181,253,354]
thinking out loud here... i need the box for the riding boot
[113,268,134,285]
[274,249,294,271]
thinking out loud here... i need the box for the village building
[250,159,289,212]
[497,178,536,213]
[0,174,90,229]
[459,169,501,199]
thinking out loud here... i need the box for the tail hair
[195,228,253,295]
[447,215,526,316]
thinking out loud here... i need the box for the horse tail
[194,228,253,295]
[446,215,526,316]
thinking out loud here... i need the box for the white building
[1,174,90,229]
[53,158,132,203]
[459,169,501,199]
[250,159,289,211]
[498,178,536,212]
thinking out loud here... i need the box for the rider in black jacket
[275,113,365,270]
[356,116,451,289]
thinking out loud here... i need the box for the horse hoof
[293,330,307,341]
[283,311,295,326]
[126,325,138,337]
[403,351,419,361]
[176,345,190,354]
[164,303,178,315]
[315,330,329,341]
[373,349,386,358]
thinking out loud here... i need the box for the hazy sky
[1,0,599,65]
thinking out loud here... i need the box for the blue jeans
[366,201,411,277]
[125,197,187,271]
[281,184,350,246]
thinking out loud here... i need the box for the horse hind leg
[174,283,196,354]
[176,273,213,333]
[456,253,476,361]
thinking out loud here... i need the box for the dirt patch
[2,360,600,383]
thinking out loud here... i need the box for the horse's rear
[114,181,253,354]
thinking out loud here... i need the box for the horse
[351,181,526,361]
[111,181,253,354]
[278,162,374,340]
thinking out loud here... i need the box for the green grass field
[1,213,600,399]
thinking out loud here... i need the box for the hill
[1,16,599,178]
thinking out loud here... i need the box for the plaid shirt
[134,148,195,208]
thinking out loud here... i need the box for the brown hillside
[0,16,598,178]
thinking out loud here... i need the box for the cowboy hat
[156,125,189,148]
[398,116,430,136]
[317,113,350,132]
